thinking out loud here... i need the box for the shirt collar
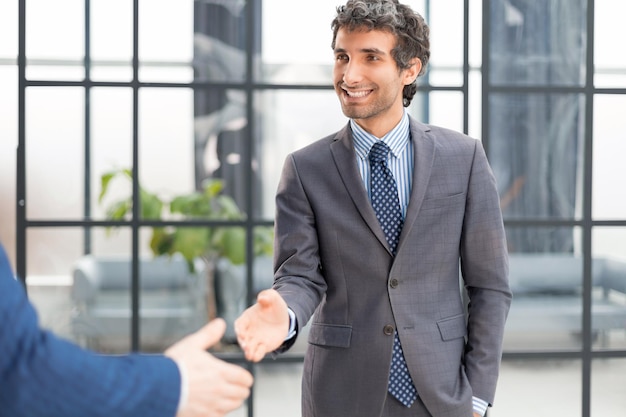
[351,111,410,160]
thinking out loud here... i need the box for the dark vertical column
[16,0,27,288]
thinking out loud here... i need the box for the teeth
[346,90,370,98]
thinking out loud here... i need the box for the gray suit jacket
[273,117,511,417]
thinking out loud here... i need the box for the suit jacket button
[389,278,399,288]
[383,325,394,335]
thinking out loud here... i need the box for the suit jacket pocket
[436,314,467,341]
[420,191,465,212]
[308,323,352,348]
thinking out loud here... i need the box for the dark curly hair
[331,0,430,107]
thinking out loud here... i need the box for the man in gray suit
[235,1,511,416]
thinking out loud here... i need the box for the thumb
[182,318,227,350]
[257,289,277,308]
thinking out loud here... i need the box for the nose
[342,61,363,86]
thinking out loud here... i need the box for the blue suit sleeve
[0,244,181,417]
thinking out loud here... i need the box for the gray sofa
[71,254,208,352]
[505,253,626,345]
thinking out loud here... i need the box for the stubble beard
[336,84,398,122]
[339,97,396,122]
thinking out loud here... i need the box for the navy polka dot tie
[369,141,418,407]
[369,141,403,255]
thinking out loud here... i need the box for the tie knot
[369,141,390,164]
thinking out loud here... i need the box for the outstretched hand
[165,318,254,417]
[234,289,290,362]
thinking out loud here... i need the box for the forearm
[3,333,181,417]
[0,275,180,417]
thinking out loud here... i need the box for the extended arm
[0,245,252,417]
[235,153,328,361]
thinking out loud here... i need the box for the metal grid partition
[14,1,626,416]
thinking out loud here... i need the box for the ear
[403,58,422,85]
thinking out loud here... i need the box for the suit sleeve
[0,245,181,417]
[459,141,512,405]
[273,154,328,341]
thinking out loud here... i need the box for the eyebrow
[334,47,387,55]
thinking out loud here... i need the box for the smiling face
[333,27,420,137]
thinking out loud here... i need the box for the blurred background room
[1,1,625,416]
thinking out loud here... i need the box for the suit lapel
[330,124,391,253]
[397,119,435,251]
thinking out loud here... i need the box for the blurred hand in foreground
[165,318,253,417]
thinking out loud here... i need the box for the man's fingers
[184,318,227,350]
[246,342,266,362]
[222,362,254,387]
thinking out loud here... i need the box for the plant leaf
[105,199,131,220]
[99,171,116,204]
[140,189,163,220]
[214,227,245,265]
[171,227,211,264]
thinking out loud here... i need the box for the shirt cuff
[286,307,297,340]
[175,359,188,413]
[472,396,489,416]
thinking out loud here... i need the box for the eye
[367,55,380,61]
[335,54,348,61]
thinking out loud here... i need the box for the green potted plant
[99,168,272,269]
[99,168,274,340]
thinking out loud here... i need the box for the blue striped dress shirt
[350,111,413,219]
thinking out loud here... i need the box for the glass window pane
[252,363,303,416]
[592,227,626,351]
[594,1,626,88]
[504,227,584,351]
[259,0,338,84]
[139,0,194,83]
[26,65,85,81]
[427,69,463,88]
[70,229,132,353]
[26,87,85,220]
[192,0,247,84]
[592,359,626,415]
[91,0,133,82]
[593,95,626,220]
[26,0,85,81]
[492,359,582,417]
[214,240,265,342]
[468,0,482,69]
[26,0,84,60]
[489,0,587,87]
[409,91,464,133]
[489,93,585,221]
[26,228,84,277]
[71,227,211,353]
[0,66,17,253]
[0,1,17,58]
[468,69,482,139]
[138,87,196,198]
[25,229,82,348]
[254,89,346,220]
[137,241,209,351]
[429,0,464,87]
[91,87,133,220]
[193,87,249,207]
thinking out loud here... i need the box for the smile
[344,89,372,98]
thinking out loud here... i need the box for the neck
[353,108,405,139]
